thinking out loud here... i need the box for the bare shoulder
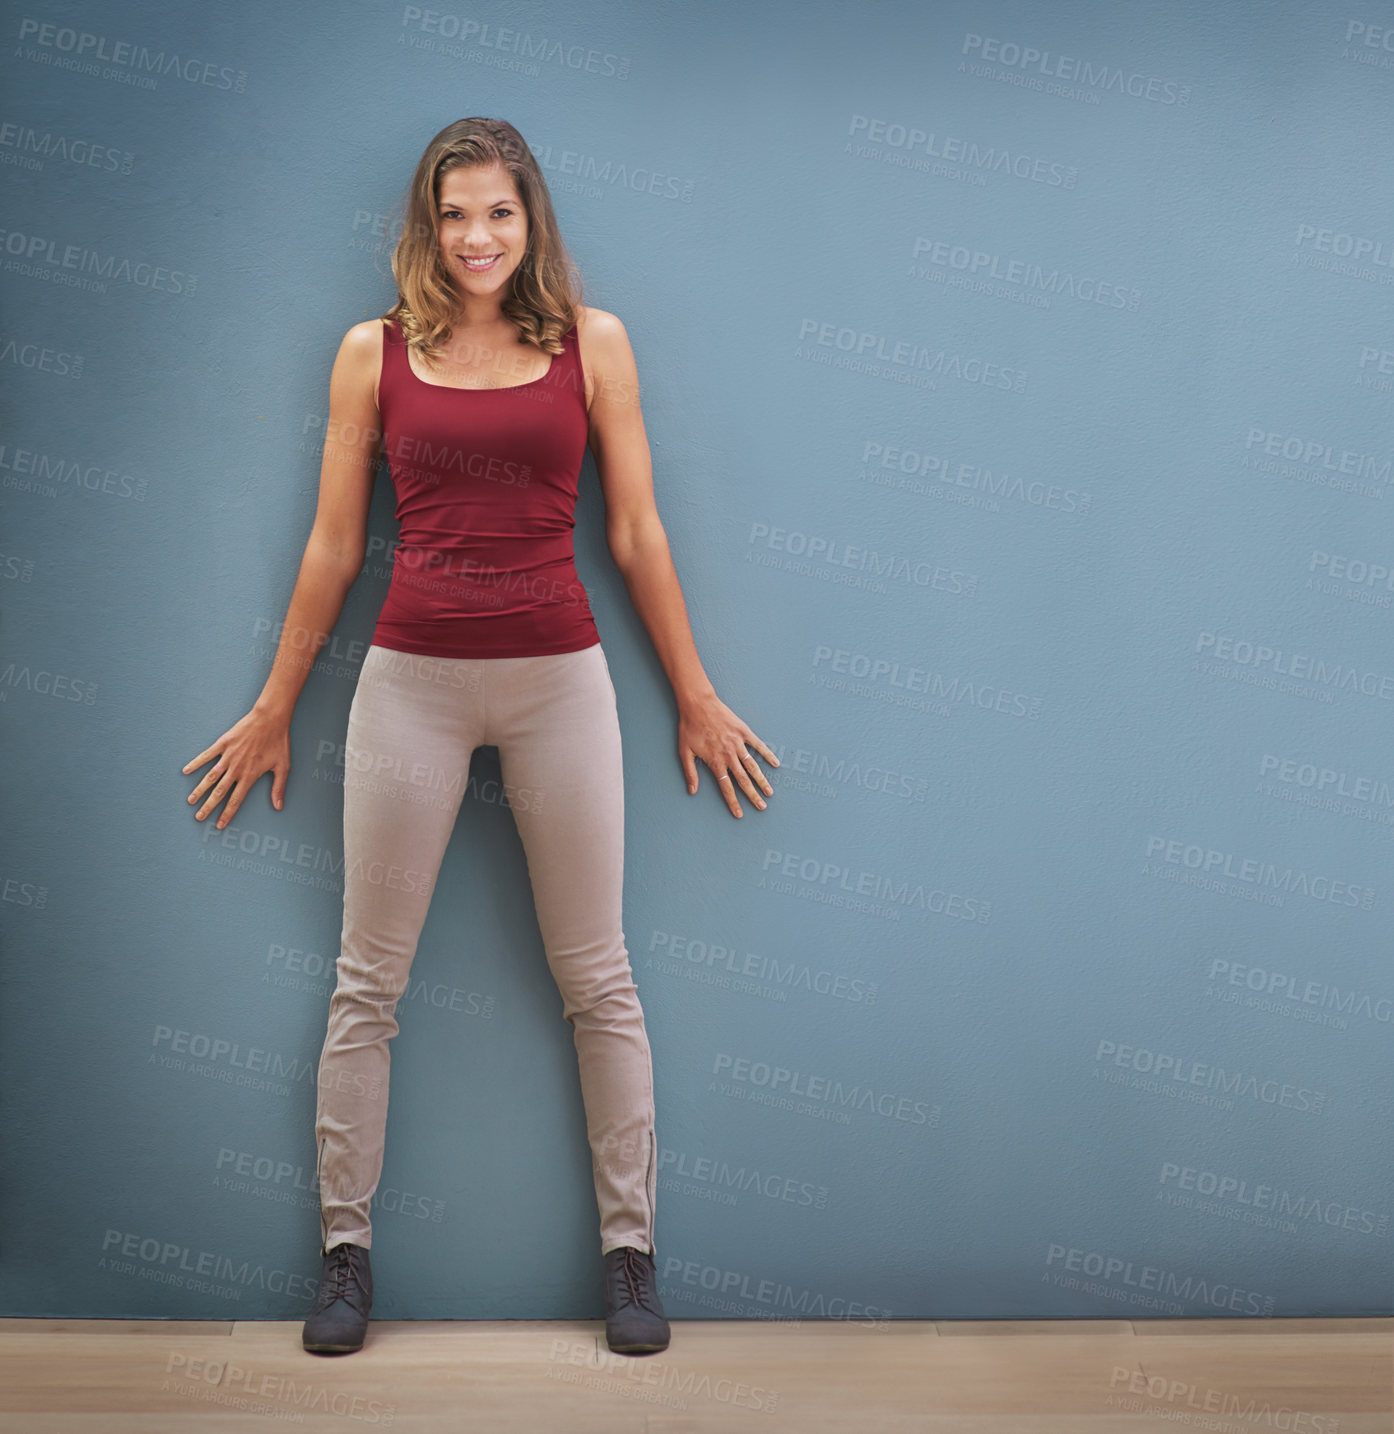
[575,304,637,390]
[328,319,387,406]
[341,318,388,361]
[577,304,636,358]
[576,304,626,340]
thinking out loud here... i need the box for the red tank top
[370,315,601,658]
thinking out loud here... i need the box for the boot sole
[302,1333,366,1354]
[606,1335,670,1353]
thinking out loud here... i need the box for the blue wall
[2,0,1389,1324]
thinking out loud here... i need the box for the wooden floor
[0,1316,1388,1432]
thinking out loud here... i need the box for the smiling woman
[180,114,777,1366]
[383,122,580,370]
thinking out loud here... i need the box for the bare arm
[253,324,383,719]
[580,307,778,817]
[181,321,383,827]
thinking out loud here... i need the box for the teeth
[463,255,499,268]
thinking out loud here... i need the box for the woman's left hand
[678,690,779,818]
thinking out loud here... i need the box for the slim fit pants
[314,640,657,1258]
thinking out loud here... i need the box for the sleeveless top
[369,316,601,658]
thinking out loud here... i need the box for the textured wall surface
[2,0,1390,1323]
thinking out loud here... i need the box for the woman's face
[434,161,530,296]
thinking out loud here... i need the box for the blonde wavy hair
[381,117,583,363]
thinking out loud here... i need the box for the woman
[181,117,778,1357]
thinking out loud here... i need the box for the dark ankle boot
[303,1241,373,1354]
[603,1244,670,1353]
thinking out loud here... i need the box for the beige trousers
[314,641,657,1257]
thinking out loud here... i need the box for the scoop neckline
[392,319,558,393]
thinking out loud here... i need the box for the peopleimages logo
[660,1254,892,1323]
[1242,427,1392,487]
[1093,1040,1326,1114]
[712,1052,936,1124]
[910,236,1142,310]
[546,1338,776,1412]
[1295,222,1394,270]
[100,1230,314,1299]
[0,440,147,498]
[164,1352,395,1426]
[846,114,1077,189]
[811,644,1042,719]
[1259,753,1394,807]
[1045,1244,1274,1316]
[859,438,1092,514]
[746,519,978,595]
[15,17,249,91]
[798,316,1029,390]
[1307,550,1394,593]
[1106,1366,1333,1431]
[648,930,878,1002]
[761,846,991,922]
[959,32,1192,105]
[658,1147,829,1210]
[1195,631,1394,700]
[1209,957,1393,1026]
[1144,835,1374,910]
[1158,1161,1388,1238]
[0,227,196,295]
[397,6,632,80]
[0,123,135,174]
[149,1025,314,1095]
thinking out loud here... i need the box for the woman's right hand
[182,707,292,830]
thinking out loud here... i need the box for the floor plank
[0,1317,1385,1433]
